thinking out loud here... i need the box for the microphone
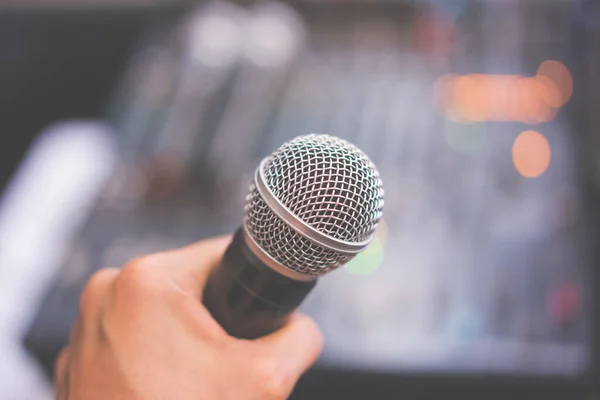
[202,134,385,339]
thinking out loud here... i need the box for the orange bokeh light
[453,75,477,121]
[512,130,551,178]
[520,77,557,124]
[436,60,571,124]
[516,77,538,124]
[533,74,563,108]
[510,75,524,121]
[471,74,491,121]
[537,60,573,107]
[435,73,458,109]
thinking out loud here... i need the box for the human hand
[55,236,323,400]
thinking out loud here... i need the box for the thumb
[256,313,323,378]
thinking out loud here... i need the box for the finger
[143,235,232,296]
[79,268,120,335]
[54,348,70,399]
[255,313,323,378]
[54,348,70,385]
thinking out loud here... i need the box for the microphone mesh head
[244,134,384,277]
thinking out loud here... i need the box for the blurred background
[0,0,599,399]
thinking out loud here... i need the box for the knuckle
[254,357,292,400]
[80,269,113,313]
[118,256,161,296]
[98,305,118,344]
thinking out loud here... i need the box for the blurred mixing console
[21,0,591,381]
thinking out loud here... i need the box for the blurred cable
[105,1,247,204]
[205,1,307,213]
[150,2,247,175]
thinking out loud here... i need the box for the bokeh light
[444,121,486,155]
[537,60,573,107]
[549,280,580,324]
[448,308,483,344]
[435,73,458,110]
[504,75,524,122]
[413,12,458,59]
[517,76,539,124]
[344,236,385,276]
[436,61,572,124]
[452,75,475,121]
[533,74,563,108]
[377,218,389,244]
[512,130,551,178]
[469,74,489,121]
[344,219,388,276]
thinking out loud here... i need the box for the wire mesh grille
[244,134,384,276]
[245,184,355,275]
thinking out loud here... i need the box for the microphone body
[203,228,316,338]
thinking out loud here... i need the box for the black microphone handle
[202,227,318,339]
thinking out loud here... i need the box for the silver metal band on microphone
[241,226,316,282]
[254,158,375,254]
